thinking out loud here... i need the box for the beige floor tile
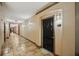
[2,32,53,56]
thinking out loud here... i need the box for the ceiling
[3,2,48,22]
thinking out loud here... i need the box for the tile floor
[2,32,53,56]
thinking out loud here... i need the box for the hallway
[0,2,76,56]
[2,32,53,56]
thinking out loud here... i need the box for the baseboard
[75,53,79,56]
[14,32,41,48]
[53,53,59,56]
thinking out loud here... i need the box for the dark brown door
[42,16,55,52]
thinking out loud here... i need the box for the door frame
[18,24,20,35]
[4,22,6,42]
[41,16,55,51]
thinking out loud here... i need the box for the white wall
[20,2,75,56]
[34,2,75,56]
[62,3,75,56]
[5,23,10,38]
[20,19,40,44]
[15,24,19,34]
[0,18,4,55]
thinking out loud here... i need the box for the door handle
[57,24,61,27]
